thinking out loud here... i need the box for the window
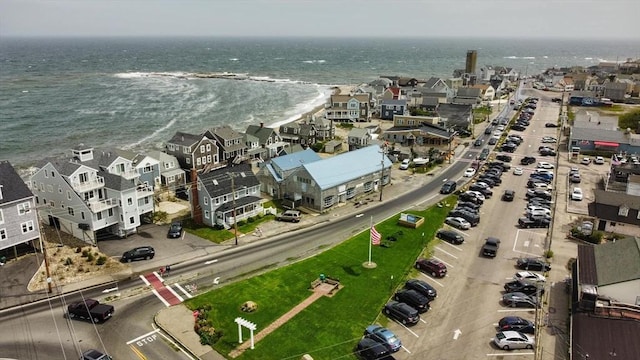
[324,195,335,208]
[0,228,6,240]
[129,216,135,224]
[79,172,88,183]
[183,146,190,154]
[206,144,211,151]
[215,197,220,205]
[143,164,153,173]
[207,155,212,163]
[81,212,85,220]
[117,163,125,173]
[108,208,113,217]
[40,182,45,192]
[21,221,34,233]
[44,169,48,178]
[204,210,210,219]
[127,198,133,205]
[0,210,3,224]
[58,187,63,193]
[67,191,71,200]
[18,202,31,215]
[97,212,103,220]
[618,206,629,217]
[364,181,373,192]
[196,157,202,166]
[186,158,191,165]
[204,197,209,205]
[68,208,74,216]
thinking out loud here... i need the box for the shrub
[153,211,169,224]
[86,253,94,262]
[96,256,107,266]
[81,249,89,257]
[544,250,554,259]
[64,257,73,266]
[247,217,255,223]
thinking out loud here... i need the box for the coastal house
[435,103,473,130]
[380,99,408,120]
[571,237,640,360]
[589,188,640,236]
[165,131,220,176]
[325,93,372,122]
[368,78,393,96]
[132,153,161,190]
[381,87,402,100]
[382,117,453,148]
[347,128,372,151]
[194,163,263,228]
[419,97,440,112]
[256,148,323,201]
[147,150,187,190]
[397,77,419,88]
[0,161,40,253]
[244,123,288,160]
[568,112,640,154]
[453,87,482,104]
[603,81,627,102]
[470,84,495,101]
[278,145,392,212]
[307,117,335,141]
[204,126,247,165]
[279,121,317,147]
[29,145,155,243]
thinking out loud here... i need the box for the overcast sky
[1,0,638,39]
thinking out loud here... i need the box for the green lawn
[185,199,453,359]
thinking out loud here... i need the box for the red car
[415,258,447,278]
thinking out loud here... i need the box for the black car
[354,337,392,360]
[457,201,481,211]
[526,189,553,201]
[121,246,155,262]
[436,229,465,245]
[518,216,551,229]
[501,144,517,153]
[81,349,113,360]
[504,279,545,296]
[440,180,457,194]
[520,156,536,165]
[502,190,515,202]
[448,209,480,226]
[498,316,535,334]
[394,289,431,313]
[511,124,526,131]
[468,184,493,197]
[404,279,437,300]
[474,138,484,147]
[453,206,479,215]
[479,148,490,160]
[167,221,183,238]
[516,258,551,271]
[539,148,556,156]
[477,176,498,187]
[486,161,511,171]
[502,292,539,308]
[496,154,512,162]
[528,197,553,207]
[458,192,483,205]
[488,137,498,145]
[383,301,420,326]
[545,122,559,127]
[485,126,494,135]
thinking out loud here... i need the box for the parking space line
[432,256,454,268]
[513,229,546,256]
[440,241,464,252]
[435,247,459,259]
[497,308,535,312]
[419,273,444,287]
[393,321,420,338]
[401,345,412,354]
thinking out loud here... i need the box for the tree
[619,108,640,132]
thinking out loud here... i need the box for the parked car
[513,167,524,176]
[457,201,481,211]
[415,258,447,278]
[458,193,483,205]
[539,148,556,156]
[498,316,535,334]
[580,157,591,165]
[514,271,546,283]
[463,168,476,177]
[537,162,554,169]
[541,136,557,143]
[121,246,155,262]
[399,159,410,170]
[468,184,493,198]
[493,331,535,350]
[501,190,515,202]
[511,124,526,131]
[504,279,545,296]
[479,148,490,160]
[496,154,513,162]
[363,325,402,353]
[516,258,551,271]
[482,237,501,258]
[571,187,583,201]
[518,216,550,229]
[520,156,536,165]
[354,337,392,360]
[474,138,484,147]
[394,289,431,313]
[488,136,499,145]
[501,143,517,153]
[436,229,464,245]
[569,173,581,183]
[404,279,437,300]
[594,156,605,164]
[502,292,539,308]
[167,221,183,238]
[526,189,552,201]
[276,210,302,222]
[382,301,420,326]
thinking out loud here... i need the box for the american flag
[370,226,381,245]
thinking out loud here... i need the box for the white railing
[136,185,154,198]
[71,176,105,192]
[119,169,139,180]
[88,198,117,213]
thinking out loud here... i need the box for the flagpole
[368,216,373,265]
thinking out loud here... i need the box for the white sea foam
[229,58,239,61]
[268,85,333,129]
[123,117,178,150]
[302,60,326,64]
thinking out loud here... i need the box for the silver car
[493,331,535,350]
[445,217,471,230]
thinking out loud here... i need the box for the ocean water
[1,36,638,170]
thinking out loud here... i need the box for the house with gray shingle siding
[204,126,247,165]
[590,189,640,236]
[380,99,408,120]
[195,163,262,228]
[256,148,322,200]
[453,87,482,104]
[347,128,372,150]
[326,93,372,122]
[147,150,186,190]
[0,161,40,252]
[166,131,220,175]
[245,123,288,160]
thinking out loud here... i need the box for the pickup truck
[482,237,501,258]
[67,299,114,323]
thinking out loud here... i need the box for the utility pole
[37,212,53,294]
[230,173,239,246]
[379,145,385,202]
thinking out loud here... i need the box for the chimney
[190,168,203,224]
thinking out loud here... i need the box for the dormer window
[618,206,629,217]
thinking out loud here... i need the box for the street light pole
[230,173,239,246]
[379,145,386,202]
